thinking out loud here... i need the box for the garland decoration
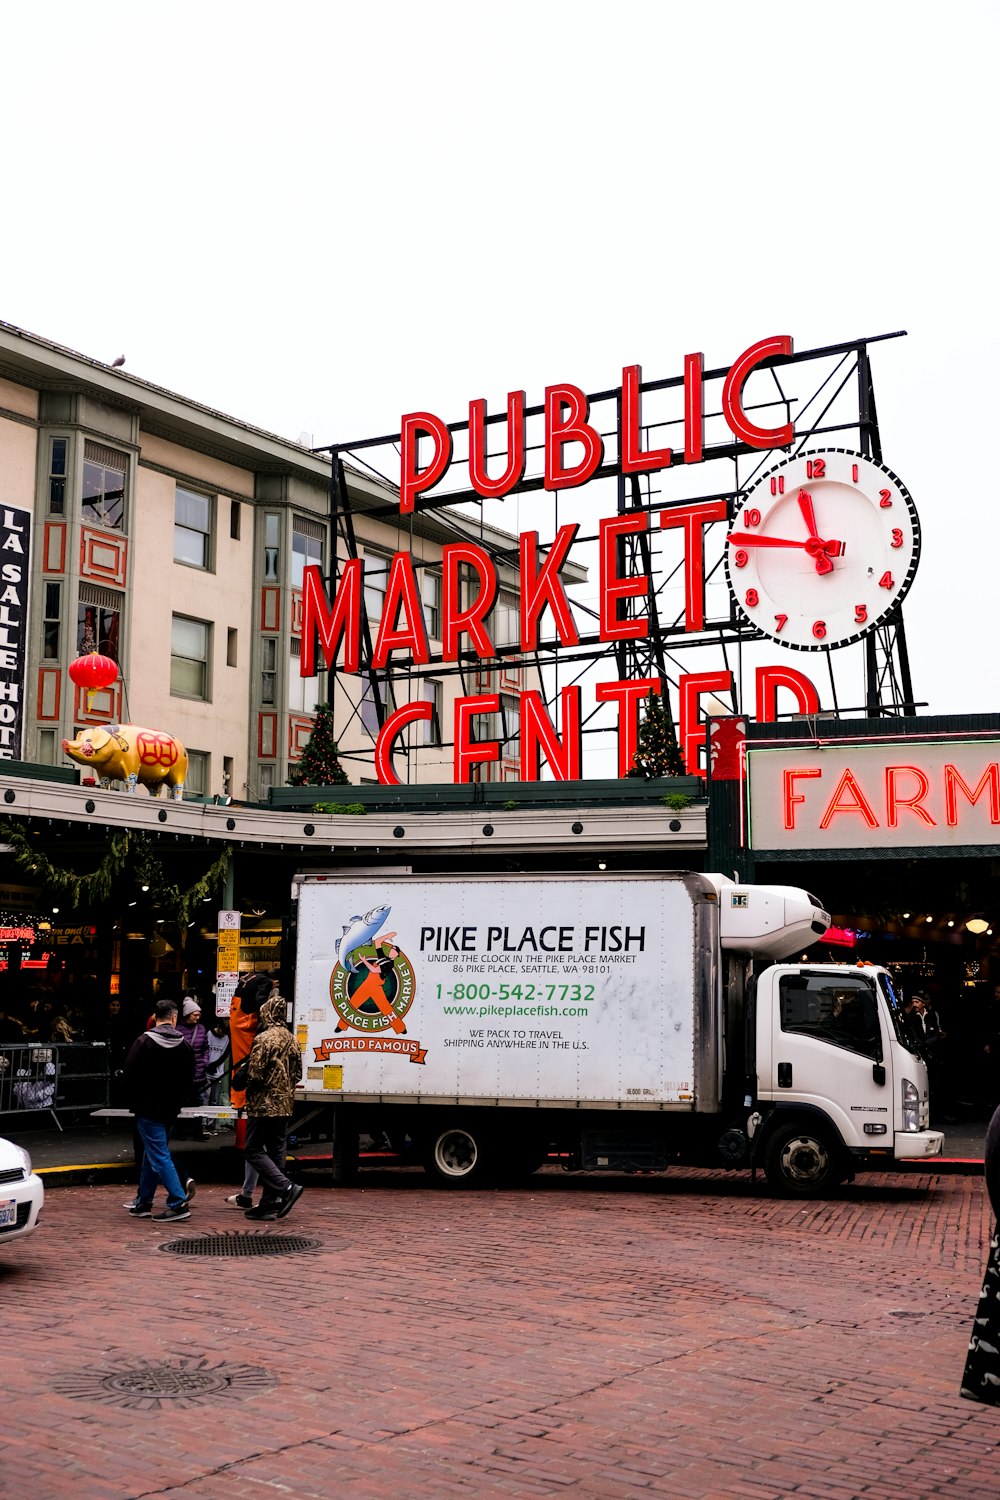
[4,821,231,922]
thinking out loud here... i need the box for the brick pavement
[2,1165,999,1500]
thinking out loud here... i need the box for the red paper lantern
[68,652,118,707]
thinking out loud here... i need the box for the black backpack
[235,973,271,1015]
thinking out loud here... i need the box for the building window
[422,679,442,745]
[501,694,520,760]
[360,674,393,736]
[264,514,280,582]
[230,500,241,540]
[170,615,211,700]
[257,763,275,799]
[82,441,126,530]
[291,518,324,589]
[48,438,67,515]
[174,486,213,568]
[288,637,322,714]
[185,750,209,797]
[37,729,57,765]
[364,551,390,623]
[227,628,238,668]
[43,582,61,660]
[422,570,441,639]
[78,585,122,660]
[493,590,519,647]
[261,637,277,705]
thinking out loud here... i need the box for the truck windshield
[878,972,919,1053]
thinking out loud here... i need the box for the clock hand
[729,531,844,575]
[798,488,819,538]
[727,533,812,549]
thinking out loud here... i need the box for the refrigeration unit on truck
[291,871,942,1196]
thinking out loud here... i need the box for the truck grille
[0,1167,25,1184]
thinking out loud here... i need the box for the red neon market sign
[303,337,825,786]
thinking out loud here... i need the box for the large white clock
[724,448,921,650]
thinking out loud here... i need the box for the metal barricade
[0,1042,110,1130]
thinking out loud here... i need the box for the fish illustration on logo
[315,904,427,1065]
[337,904,392,974]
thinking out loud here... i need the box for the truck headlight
[901,1078,920,1132]
[15,1145,32,1175]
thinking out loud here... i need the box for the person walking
[242,992,304,1222]
[961,1104,1000,1403]
[225,972,271,1210]
[121,996,196,1222]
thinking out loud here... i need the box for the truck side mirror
[872,1063,886,1087]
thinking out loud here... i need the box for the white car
[0,1136,44,1242]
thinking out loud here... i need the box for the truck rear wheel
[423,1123,490,1186]
[764,1121,844,1197]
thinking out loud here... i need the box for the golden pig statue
[62,724,189,800]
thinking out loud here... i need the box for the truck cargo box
[294,872,721,1111]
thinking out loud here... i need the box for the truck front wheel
[423,1123,490,1187]
[764,1121,844,1197]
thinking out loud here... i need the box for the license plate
[0,1199,16,1227]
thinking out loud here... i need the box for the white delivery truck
[291,871,943,1196]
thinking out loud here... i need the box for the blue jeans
[136,1117,187,1210]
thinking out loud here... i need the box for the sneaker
[244,1204,278,1221]
[276,1182,304,1220]
[153,1204,191,1221]
[184,1178,197,1202]
[127,1203,153,1218]
[225,1193,253,1210]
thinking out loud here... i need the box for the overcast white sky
[1,1,996,731]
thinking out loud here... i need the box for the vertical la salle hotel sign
[0,507,30,760]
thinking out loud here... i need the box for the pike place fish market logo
[314,903,427,1065]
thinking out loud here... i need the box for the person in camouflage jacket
[241,994,305,1221]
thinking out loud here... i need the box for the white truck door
[764,970,891,1148]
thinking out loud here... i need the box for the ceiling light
[902,912,910,919]
[141,884,149,892]
[967,916,990,935]
[925,915,933,924]
[947,920,954,928]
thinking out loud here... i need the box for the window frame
[170,614,212,701]
[174,485,214,571]
[778,973,883,1062]
[82,443,127,531]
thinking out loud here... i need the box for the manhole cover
[53,1358,276,1409]
[159,1230,321,1257]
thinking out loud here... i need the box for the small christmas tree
[287,701,351,786]
[626,691,686,779]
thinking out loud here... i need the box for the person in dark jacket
[961,1104,1000,1403]
[122,997,196,1222]
[242,994,304,1222]
[177,996,211,1138]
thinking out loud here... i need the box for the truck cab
[752,962,942,1193]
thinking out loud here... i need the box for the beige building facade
[0,322,536,798]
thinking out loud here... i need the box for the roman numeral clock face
[724,449,921,649]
